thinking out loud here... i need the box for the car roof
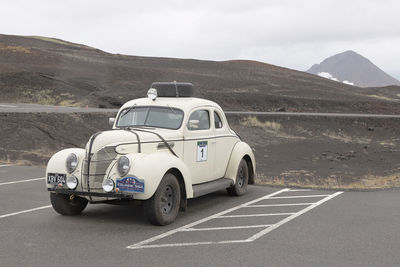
[119,97,223,114]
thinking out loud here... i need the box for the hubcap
[238,166,245,188]
[160,185,175,214]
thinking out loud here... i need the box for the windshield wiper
[130,125,156,130]
[120,104,137,118]
[166,104,178,115]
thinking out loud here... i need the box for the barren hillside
[1,34,400,113]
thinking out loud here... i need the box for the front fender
[46,148,86,189]
[224,142,256,183]
[110,153,193,200]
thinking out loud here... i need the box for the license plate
[116,176,144,193]
[47,173,66,184]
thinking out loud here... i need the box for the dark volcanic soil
[1,34,400,114]
[230,115,400,189]
[1,112,399,189]
[0,112,115,164]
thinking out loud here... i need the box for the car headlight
[102,179,115,193]
[66,175,78,190]
[66,153,78,173]
[117,156,130,177]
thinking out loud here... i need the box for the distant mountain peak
[341,50,358,55]
[307,51,400,87]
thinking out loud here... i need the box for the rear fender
[224,142,256,184]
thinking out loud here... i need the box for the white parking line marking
[127,188,290,249]
[182,225,272,231]
[0,205,52,219]
[0,177,45,186]
[0,104,17,108]
[218,213,295,218]
[269,195,330,199]
[286,189,312,192]
[247,203,314,207]
[0,164,13,168]
[246,192,343,242]
[127,189,343,249]
[132,239,252,249]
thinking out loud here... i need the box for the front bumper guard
[48,188,134,199]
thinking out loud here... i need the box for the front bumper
[47,188,134,199]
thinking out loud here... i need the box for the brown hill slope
[1,34,400,113]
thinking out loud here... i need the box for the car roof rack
[150,82,194,97]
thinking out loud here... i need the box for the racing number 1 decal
[197,141,208,162]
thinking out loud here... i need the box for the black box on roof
[151,82,194,97]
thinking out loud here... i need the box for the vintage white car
[46,82,255,225]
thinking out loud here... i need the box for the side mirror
[109,117,116,126]
[188,119,200,130]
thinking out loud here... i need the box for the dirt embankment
[1,112,399,190]
[229,115,400,190]
[0,112,115,165]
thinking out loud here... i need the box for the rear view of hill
[307,50,400,87]
[1,34,400,114]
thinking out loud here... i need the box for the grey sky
[1,0,399,79]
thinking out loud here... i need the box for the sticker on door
[197,141,208,162]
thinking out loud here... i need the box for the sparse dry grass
[22,89,59,105]
[30,36,73,46]
[240,116,306,140]
[367,94,400,102]
[30,36,93,50]
[21,89,78,106]
[322,131,371,144]
[232,88,260,93]
[256,172,400,190]
[379,140,396,147]
[240,116,281,130]
[0,44,30,54]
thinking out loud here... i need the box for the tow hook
[69,195,75,200]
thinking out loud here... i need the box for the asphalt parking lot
[1,165,400,267]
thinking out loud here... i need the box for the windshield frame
[116,105,185,130]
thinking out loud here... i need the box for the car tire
[227,159,249,196]
[50,193,88,216]
[144,173,181,226]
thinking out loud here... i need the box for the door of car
[183,108,216,184]
[213,109,238,178]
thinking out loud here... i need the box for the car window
[214,111,223,129]
[188,110,210,130]
[117,106,184,129]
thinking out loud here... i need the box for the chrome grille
[82,146,117,191]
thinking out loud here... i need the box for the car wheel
[227,159,249,196]
[50,193,88,216]
[144,173,181,226]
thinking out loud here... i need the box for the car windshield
[116,106,184,129]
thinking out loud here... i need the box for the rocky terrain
[1,34,400,114]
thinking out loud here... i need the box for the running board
[192,178,234,198]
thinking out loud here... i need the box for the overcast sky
[1,0,399,79]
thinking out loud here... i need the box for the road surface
[0,165,399,267]
[1,103,399,118]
